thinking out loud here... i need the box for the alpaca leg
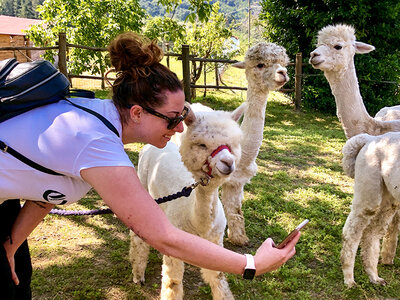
[381,210,400,265]
[200,268,234,300]
[359,207,395,286]
[160,256,185,300]
[341,210,372,287]
[129,231,151,284]
[221,181,249,245]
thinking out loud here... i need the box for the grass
[28,85,400,299]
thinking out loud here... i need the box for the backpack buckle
[0,140,9,153]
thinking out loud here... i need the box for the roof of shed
[0,15,42,36]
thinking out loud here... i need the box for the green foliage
[143,17,185,43]
[26,0,146,76]
[259,0,400,115]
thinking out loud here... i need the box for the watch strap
[244,254,255,269]
[243,254,256,280]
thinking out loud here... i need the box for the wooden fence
[0,33,304,110]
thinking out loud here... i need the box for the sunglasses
[141,105,190,129]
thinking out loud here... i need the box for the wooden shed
[0,15,43,62]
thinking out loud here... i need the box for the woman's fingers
[8,255,19,285]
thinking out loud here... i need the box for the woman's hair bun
[108,32,163,73]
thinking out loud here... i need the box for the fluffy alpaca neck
[324,61,400,138]
[239,86,269,166]
[324,61,377,138]
[190,182,221,235]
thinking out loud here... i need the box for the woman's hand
[3,240,19,285]
[254,232,300,275]
[3,200,54,285]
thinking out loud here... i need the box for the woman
[0,32,300,299]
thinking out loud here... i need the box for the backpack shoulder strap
[0,140,64,176]
[67,89,95,99]
[63,98,120,137]
[0,58,18,83]
[0,98,120,176]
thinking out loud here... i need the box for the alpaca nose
[278,70,286,76]
[216,157,235,175]
[310,51,319,58]
[275,66,288,83]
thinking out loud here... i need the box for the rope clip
[191,176,211,189]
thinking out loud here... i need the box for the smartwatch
[242,254,256,280]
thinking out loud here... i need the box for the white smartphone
[276,219,309,249]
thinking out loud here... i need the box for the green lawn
[29,90,400,299]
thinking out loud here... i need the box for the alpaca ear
[184,104,196,126]
[232,61,246,69]
[355,41,375,54]
[231,102,248,122]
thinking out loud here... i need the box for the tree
[259,0,400,114]
[175,2,240,98]
[143,3,240,98]
[26,0,146,84]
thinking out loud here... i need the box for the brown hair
[107,32,183,124]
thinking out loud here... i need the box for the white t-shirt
[0,97,134,205]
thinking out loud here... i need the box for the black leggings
[0,199,32,300]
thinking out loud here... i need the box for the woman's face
[139,89,186,148]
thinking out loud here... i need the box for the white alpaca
[129,103,246,300]
[341,132,400,287]
[309,24,400,265]
[220,42,290,245]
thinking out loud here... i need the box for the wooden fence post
[181,44,191,103]
[166,42,170,68]
[294,52,302,111]
[215,62,219,90]
[58,32,68,80]
[203,63,207,97]
[101,68,105,90]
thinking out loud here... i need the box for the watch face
[243,268,256,280]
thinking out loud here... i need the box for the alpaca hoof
[343,278,357,288]
[370,277,387,286]
[133,276,145,285]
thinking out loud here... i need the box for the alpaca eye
[334,45,343,50]
[256,63,265,68]
[198,144,207,149]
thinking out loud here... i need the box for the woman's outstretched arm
[81,166,299,276]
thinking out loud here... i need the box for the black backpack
[0,58,118,176]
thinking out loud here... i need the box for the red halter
[204,145,231,177]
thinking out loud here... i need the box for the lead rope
[49,176,210,216]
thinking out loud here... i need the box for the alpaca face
[234,42,290,92]
[246,59,289,92]
[179,111,242,183]
[309,24,374,73]
[309,39,355,73]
